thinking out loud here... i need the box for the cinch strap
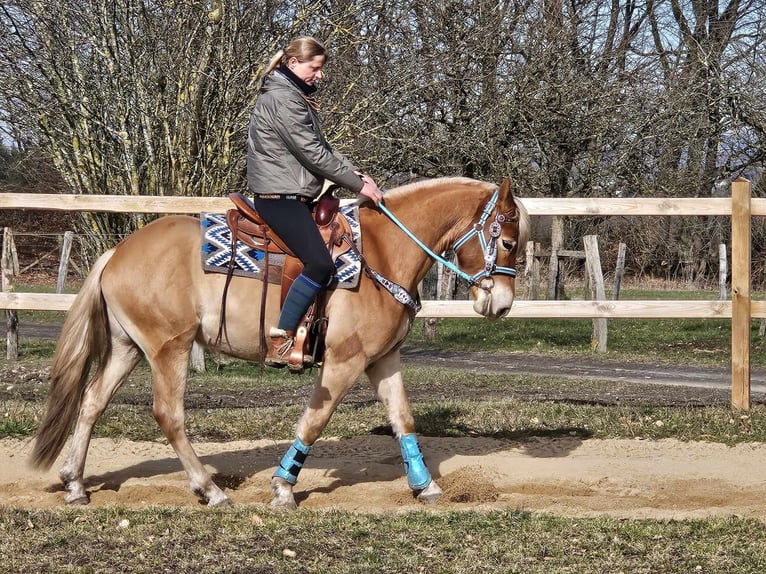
[273,436,312,485]
[399,433,432,491]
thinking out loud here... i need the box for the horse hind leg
[59,338,142,505]
[149,343,231,507]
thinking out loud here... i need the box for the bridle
[378,187,519,291]
[450,187,520,291]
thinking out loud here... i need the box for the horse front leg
[270,354,364,509]
[366,349,442,504]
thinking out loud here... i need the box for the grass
[2,364,764,445]
[1,506,765,573]
[408,315,764,368]
[407,285,766,367]
[407,297,766,366]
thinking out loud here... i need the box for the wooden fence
[0,179,763,409]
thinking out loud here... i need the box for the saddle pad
[200,212,285,281]
[199,204,363,289]
[334,205,362,289]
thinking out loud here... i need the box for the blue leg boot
[399,433,433,491]
[273,436,312,485]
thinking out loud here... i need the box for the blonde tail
[30,249,115,470]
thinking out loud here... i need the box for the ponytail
[257,49,284,90]
[264,49,285,76]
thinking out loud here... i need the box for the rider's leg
[253,197,333,367]
[277,273,323,332]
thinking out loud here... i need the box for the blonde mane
[382,176,530,247]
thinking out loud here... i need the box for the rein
[378,202,476,285]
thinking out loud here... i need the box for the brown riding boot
[265,327,295,368]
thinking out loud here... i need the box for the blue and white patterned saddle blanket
[200,205,363,289]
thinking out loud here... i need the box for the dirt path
[3,435,766,522]
[3,323,766,520]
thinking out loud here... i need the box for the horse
[30,176,530,508]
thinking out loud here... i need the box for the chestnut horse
[30,176,529,508]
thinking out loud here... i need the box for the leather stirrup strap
[258,244,270,370]
[215,213,242,347]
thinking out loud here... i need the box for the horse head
[454,177,529,319]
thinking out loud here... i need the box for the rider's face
[287,55,326,86]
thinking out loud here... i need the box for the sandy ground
[2,435,766,522]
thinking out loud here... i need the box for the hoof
[208,496,233,508]
[270,476,297,509]
[64,493,90,506]
[416,480,442,504]
[193,483,231,508]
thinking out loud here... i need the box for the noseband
[377,187,519,295]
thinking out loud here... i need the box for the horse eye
[502,239,516,251]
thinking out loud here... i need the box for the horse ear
[498,177,514,209]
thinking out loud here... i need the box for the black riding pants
[252,196,334,285]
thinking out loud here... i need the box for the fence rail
[0,180,761,408]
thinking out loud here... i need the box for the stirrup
[265,327,294,368]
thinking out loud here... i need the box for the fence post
[57,231,74,294]
[583,235,607,352]
[718,243,727,300]
[524,241,540,299]
[731,178,751,410]
[190,341,206,372]
[2,228,19,360]
[547,216,563,299]
[612,242,627,300]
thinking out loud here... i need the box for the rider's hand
[356,172,383,206]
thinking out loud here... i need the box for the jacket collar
[276,64,318,99]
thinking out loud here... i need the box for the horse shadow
[43,404,590,503]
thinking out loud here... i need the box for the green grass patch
[405,287,766,367]
[0,402,38,437]
[2,365,764,445]
[408,317,766,368]
[1,506,765,573]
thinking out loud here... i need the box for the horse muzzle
[471,282,515,319]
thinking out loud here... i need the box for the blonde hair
[264,37,328,77]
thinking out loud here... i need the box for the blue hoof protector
[273,437,312,485]
[399,433,432,491]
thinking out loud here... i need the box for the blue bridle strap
[452,189,499,253]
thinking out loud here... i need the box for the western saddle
[219,189,354,373]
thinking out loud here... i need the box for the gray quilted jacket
[246,70,363,199]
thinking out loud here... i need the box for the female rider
[247,37,382,368]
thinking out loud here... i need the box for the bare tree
[646,0,764,195]
[1,0,765,281]
[0,0,315,252]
